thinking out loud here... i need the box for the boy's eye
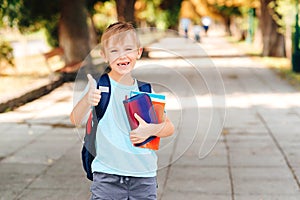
[125,48,132,51]
[110,50,117,53]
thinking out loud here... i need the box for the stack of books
[123,91,166,150]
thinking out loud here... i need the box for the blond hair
[101,22,140,52]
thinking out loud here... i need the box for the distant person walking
[202,16,211,36]
[180,18,191,38]
[193,24,201,42]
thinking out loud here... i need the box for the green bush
[0,40,14,69]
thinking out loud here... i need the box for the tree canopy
[1,0,298,66]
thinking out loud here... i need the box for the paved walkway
[1,32,300,200]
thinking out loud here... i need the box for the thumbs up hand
[87,74,101,106]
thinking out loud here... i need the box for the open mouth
[117,62,130,68]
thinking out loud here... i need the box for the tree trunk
[59,0,90,65]
[224,16,232,36]
[87,13,98,49]
[259,0,286,57]
[115,0,136,23]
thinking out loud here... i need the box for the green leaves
[0,40,14,68]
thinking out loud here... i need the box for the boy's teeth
[118,62,129,66]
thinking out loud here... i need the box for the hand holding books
[123,92,166,150]
[129,113,165,144]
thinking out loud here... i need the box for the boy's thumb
[87,74,96,88]
[134,113,146,125]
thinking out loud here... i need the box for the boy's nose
[118,51,127,59]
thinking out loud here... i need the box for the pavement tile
[293,168,300,183]
[157,167,168,199]
[0,163,48,200]
[268,124,300,136]
[228,142,283,157]
[0,124,50,159]
[45,142,86,176]
[162,192,231,200]
[230,154,286,167]
[0,188,24,200]
[28,174,89,190]
[0,163,48,188]
[2,128,77,165]
[233,178,299,195]
[165,165,231,195]
[285,155,300,167]
[0,123,12,132]
[16,188,90,200]
[165,178,231,195]
[234,194,300,200]
[231,167,294,180]
[184,140,226,157]
[172,152,228,168]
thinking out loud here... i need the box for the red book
[123,93,160,150]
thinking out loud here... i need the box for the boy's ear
[100,50,108,63]
[137,47,143,59]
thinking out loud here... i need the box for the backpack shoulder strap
[94,77,150,120]
[94,73,111,121]
[137,80,152,93]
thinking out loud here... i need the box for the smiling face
[101,29,142,81]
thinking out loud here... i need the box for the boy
[70,22,174,200]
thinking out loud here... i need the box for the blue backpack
[81,73,152,181]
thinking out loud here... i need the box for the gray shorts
[90,172,157,200]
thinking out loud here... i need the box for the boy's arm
[70,93,91,126]
[70,74,101,126]
[129,113,174,144]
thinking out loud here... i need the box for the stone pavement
[1,32,300,200]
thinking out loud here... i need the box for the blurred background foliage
[0,40,14,69]
[0,0,299,71]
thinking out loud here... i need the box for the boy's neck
[108,71,134,86]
